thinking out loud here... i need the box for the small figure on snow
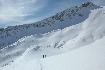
[43,55,46,58]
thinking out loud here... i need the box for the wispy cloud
[0,0,105,28]
[0,0,47,27]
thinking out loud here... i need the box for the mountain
[0,4,105,70]
[0,2,99,49]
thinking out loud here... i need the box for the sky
[0,0,105,28]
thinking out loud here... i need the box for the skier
[42,55,46,58]
[43,55,44,58]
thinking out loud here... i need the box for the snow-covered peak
[0,5,105,70]
[0,2,99,48]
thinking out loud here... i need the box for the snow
[0,2,99,48]
[0,56,41,70]
[42,36,105,70]
[63,7,105,50]
[1,36,105,70]
[0,2,105,70]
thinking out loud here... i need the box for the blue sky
[0,0,104,28]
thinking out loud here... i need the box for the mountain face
[0,2,105,70]
[0,2,99,49]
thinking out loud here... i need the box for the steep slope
[1,34,105,70]
[0,2,99,48]
[0,5,105,69]
[42,36,105,70]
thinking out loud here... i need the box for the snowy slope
[0,2,99,48]
[0,5,105,70]
[42,36,105,70]
[1,36,105,70]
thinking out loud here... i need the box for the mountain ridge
[0,2,100,48]
[0,5,105,70]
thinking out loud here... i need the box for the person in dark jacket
[43,55,46,58]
